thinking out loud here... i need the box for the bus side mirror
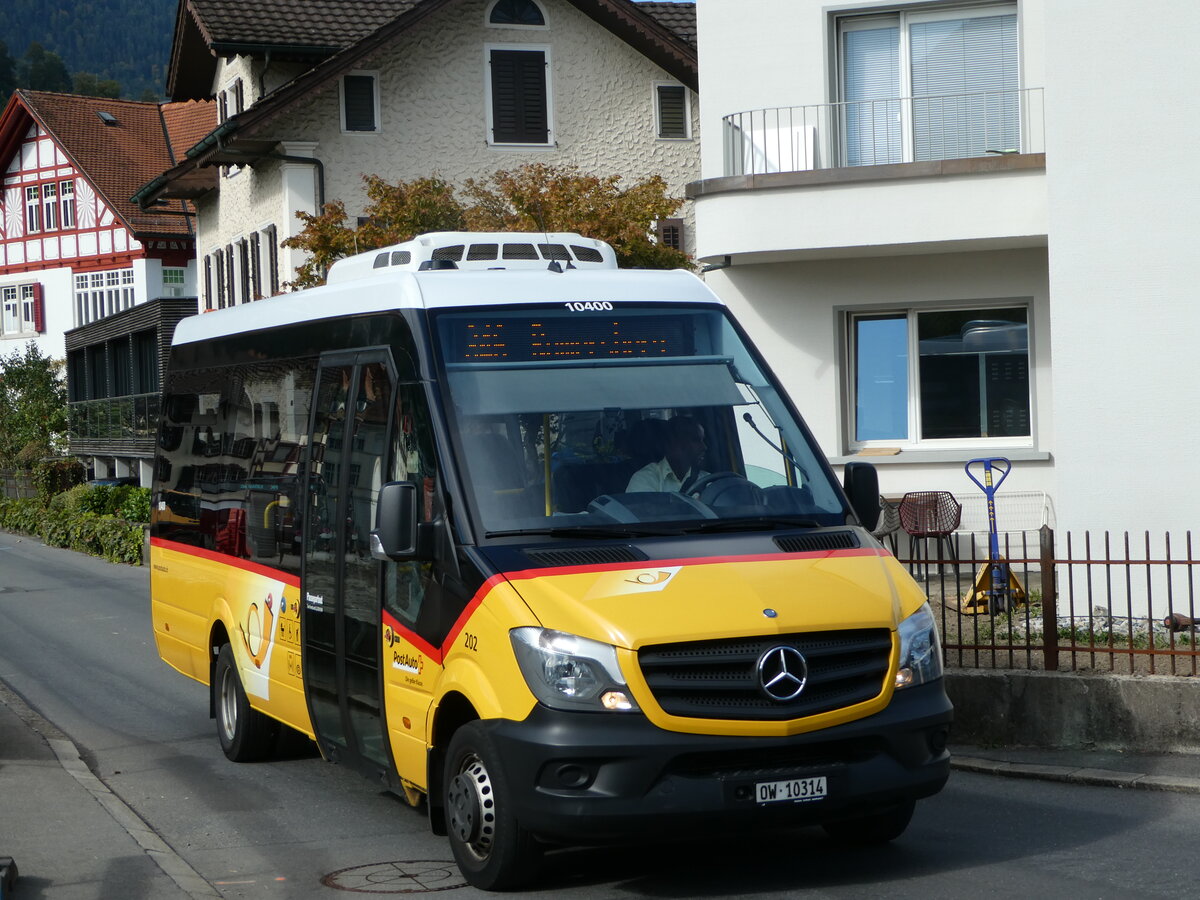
[371,481,421,560]
[842,461,880,531]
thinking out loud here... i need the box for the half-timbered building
[0,90,213,481]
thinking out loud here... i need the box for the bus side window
[383,381,439,629]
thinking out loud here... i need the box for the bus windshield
[432,303,847,537]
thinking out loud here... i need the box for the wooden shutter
[657,85,688,139]
[31,283,45,332]
[343,75,376,131]
[490,49,548,144]
[657,218,685,252]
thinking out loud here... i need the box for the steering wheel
[686,471,765,507]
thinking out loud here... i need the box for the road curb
[1,679,219,899]
[951,755,1200,794]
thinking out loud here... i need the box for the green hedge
[0,494,147,565]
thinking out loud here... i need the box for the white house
[136,0,699,309]
[690,0,1200,546]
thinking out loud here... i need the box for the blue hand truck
[961,457,1027,615]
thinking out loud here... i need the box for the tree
[0,341,68,468]
[282,164,690,289]
[0,40,15,101]
[73,72,122,99]
[462,163,690,270]
[21,42,71,92]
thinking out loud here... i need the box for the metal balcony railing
[723,87,1045,177]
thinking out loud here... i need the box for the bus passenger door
[302,352,395,775]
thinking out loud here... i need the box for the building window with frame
[486,45,551,145]
[487,0,546,27]
[214,249,227,308]
[42,182,58,231]
[225,244,236,305]
[341,73,379,133]
[25,185,40,234]
[2,286,23,335]
[60,180,75,228]
[838,3,1019,166]
[655,83,690,139]
[848,305,1030,447]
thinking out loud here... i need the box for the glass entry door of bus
[303,350,397,774]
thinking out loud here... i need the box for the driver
[625,416,708,493]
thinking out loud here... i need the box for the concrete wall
[946,669,1200,753]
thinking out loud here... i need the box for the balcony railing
[69,394,161,443]
[723,87,1044,177]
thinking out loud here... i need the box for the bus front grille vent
[637,629,892,721]
[774,531,859,554]
[524,545,647,568]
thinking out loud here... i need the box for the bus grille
[637,629,892,721]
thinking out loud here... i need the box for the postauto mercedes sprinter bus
[149,232,951,890]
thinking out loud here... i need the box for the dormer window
[488,0,546,28]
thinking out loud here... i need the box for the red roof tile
[18,91,216,237]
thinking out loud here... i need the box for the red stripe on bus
[149,537,302,587]
[498,546,887,585]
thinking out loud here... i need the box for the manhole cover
[320,860,466,893]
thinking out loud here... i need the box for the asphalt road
[3,530,1200,898]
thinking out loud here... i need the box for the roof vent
[96,110,119,126]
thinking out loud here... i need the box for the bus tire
[214,643,278,762]
[822,799,915,845]
[444,721,541,890]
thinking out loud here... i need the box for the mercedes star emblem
[757,645,809,701]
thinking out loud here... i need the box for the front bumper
[484,680,953,843]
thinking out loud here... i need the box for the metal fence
[722,87,1045,177]
[907,526,1200,676]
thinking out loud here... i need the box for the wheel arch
[426,690,479,836]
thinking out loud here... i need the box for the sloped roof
[168,0,696,100]
[189,0,420,49]
[633,2,695,45]
[4,91,214,238]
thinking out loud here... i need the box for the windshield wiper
[679,517,821,534]
[485,524,683,539]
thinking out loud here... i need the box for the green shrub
[118,488,151,523]
[0,493,145,565]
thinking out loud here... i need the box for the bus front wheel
[444,722,541,890]
[214,643,278,762]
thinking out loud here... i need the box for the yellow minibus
[150,232,951,890]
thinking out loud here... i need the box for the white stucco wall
[1042,0,1200,538]
[201,0,700,291]
[706,248,1053,498]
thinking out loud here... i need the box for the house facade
[690,0,1196,542]
[0,90,213,479]
[137,0,698,309]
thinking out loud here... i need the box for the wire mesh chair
[898,491,962,579]
[870,495,901,555]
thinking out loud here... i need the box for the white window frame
[60,179,75,228]
[484,0,549,30]
[843,300,1034,452]
[1,285,26,336]
[340,71,381,134]
[836,3,1019,165]
[25,185,40,234]
[484,43,554,148]
[42,181,58,231]
[653,81,692,140]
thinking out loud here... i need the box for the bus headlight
[510,628,639,712]
[895,602,943,689]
